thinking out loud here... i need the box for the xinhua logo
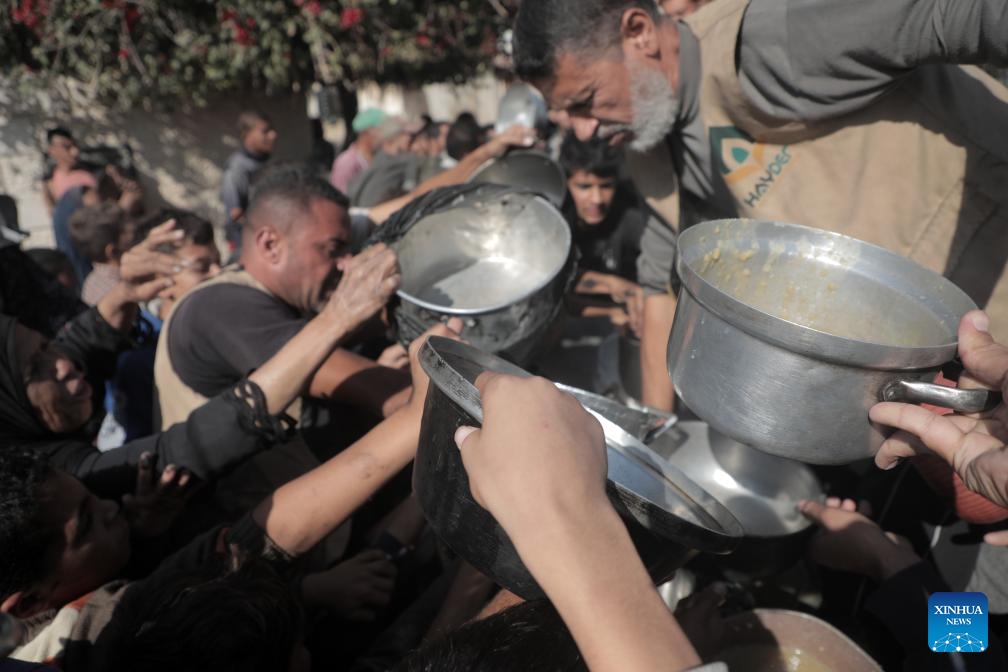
[929,592,988,653]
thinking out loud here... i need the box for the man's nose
[589,187,605,204]
[571,117,599,141]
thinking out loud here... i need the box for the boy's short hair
[46,127,74,145]
[0,451,56,600]
[559,133,621,178]
[68,202,126,263]
[104,560,304,672]
[134,208,215,252]
[237,110,270,138]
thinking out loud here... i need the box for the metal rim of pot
[419,336,745,555]
[674,218,1000,413]
[393,191,572,316]
[466,150,567,207]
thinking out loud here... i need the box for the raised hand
[323,243,401,333]
[301,549,398,622]
[117,219,189,303]
[798,498,919,581]
[124,452,196,538]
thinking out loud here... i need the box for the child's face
[34,470,131,609]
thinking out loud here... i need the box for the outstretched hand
[871,311,1008,507]
[799,498,919,581]
[124,452,197,538]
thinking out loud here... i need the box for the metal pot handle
[880,379,1002,413]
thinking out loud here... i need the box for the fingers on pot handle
[879,379,1002,414]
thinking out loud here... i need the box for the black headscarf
[0,313,51,443]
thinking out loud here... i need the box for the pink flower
[234,27,254,45]
[416,34,430,47]
[305,1,322,17]
[340,7,364,29]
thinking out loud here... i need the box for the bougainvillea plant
[0,0,517,109]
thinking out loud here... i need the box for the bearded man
[514,0,1008,411]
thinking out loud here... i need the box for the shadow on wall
[0,93,313,246]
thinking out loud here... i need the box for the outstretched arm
[456,374,702,672]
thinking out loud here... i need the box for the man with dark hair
[445,112,486,163]
[43,128,97,213]
[155,162,405,521]
[559,133,646,336]
[514,0,1008,411]
[68,203,133,306]
[219,110,277,252]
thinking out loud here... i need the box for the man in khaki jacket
[514,0,1008,411]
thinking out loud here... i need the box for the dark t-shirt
[563,185,646,282]
[167,283,308,398]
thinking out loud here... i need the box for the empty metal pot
[658,421,823,578]
[668,219,1000,464]
[468,150,567,207]
[415,337,743,600]
[393,189,575,365]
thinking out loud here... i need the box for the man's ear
[620,7,662,58]
[254,225,283,264]
[104,242,118,263]
[1,590,45,619]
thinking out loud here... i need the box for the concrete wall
[0,76,504,250]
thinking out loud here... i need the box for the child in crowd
[67,203,133,306]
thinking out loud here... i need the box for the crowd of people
[0,0,1006,670]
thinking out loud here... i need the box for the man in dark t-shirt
[155,164,408,440]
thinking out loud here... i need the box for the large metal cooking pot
[468,150,567,207]
[393,189,575,365]
[415,337,743,600]
[657,422,822,578]
[668,219,1000,464]
[714,609,882,671]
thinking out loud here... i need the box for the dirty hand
[324,244,401,332]
[301,550,398,621]
[124,452,196,538]
[870,311,1008,507]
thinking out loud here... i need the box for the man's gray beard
[627,63,679,152]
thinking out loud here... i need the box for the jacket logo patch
[709,126,793,208]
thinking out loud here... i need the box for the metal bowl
[392,190,575,364]
[656,421,823,578]
[414,337,743,599]
[715,609,882,671]
[468,150,567,206]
